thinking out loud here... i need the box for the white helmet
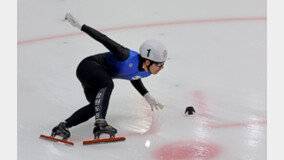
[139,40,168,62]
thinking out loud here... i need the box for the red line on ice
[18,17,266,45]
[192,90,207,114]
[192,90,215,119]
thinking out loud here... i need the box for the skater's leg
[64,86,99,128]
[76,60,117,138]
[54,59,115,139]
[76,59,114,120]
[82,81,116,138]
[94,81,114,119]
[65,104,95,128]
[64,60,113,126]
[65,80,113,127]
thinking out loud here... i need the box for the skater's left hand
[144,93,164,111]
[65,13,82,29]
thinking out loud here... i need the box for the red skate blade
[83,137,126,145]
[40,134,74,146]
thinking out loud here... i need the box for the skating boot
[83,119,125,145]
[51,122,71,140]
[93,119,117,139]
[40,122,74,146]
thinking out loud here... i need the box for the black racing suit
[65,24,148,128]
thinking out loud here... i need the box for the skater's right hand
[144,93,164,112]
[65,13,82,29]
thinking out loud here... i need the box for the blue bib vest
[105,50,151,80]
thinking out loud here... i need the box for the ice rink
[18,0,266,159]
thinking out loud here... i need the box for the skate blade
[40,134,74,146]
[83,137,126,145]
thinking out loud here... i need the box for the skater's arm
[130,79,148,96]
[81,24,130,61]
[65,13,129,61]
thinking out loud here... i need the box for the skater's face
[150,63,164,74]
[145,60,164,74]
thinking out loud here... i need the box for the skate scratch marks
[121,97,160,137]
[192,90,267,128]
[137,97,160,135]
[18,17,266,45]
[208,120,267,129]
